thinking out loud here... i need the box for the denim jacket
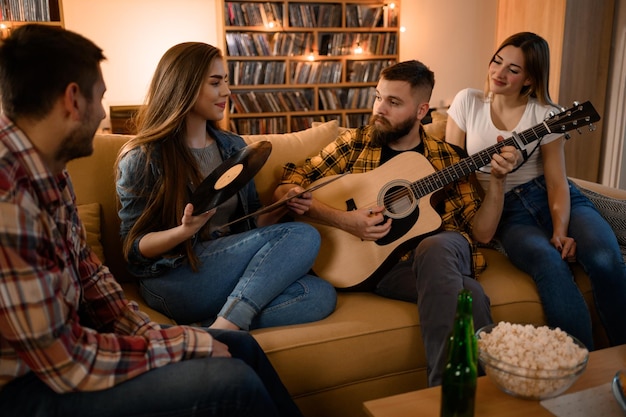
[116,125,262,278]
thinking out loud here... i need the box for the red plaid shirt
[0,116,212,393]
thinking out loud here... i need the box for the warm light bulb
[388,2,396,9]
[354,43,363,54]
[307,53,315,61]
[400,26,406,33]
[267,21,275,29]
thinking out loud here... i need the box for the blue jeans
[140,222,336,330]
[375,231,493,387]
[0,329,303,417]
[498,176,626,349]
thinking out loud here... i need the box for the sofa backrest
[240,120,340,205]
[67,134,133,280]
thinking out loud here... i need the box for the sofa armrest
[570,177,626,200]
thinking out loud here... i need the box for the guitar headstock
[546,101,601,138]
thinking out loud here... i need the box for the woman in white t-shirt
[446,32,626,350]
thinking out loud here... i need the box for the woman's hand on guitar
[490,140,520,179]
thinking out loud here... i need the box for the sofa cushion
[77,202,105,262]
[424,110,447,140]
[242,120,339,205]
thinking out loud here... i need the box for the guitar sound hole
[384,185,415,218]
[377,185,420,246]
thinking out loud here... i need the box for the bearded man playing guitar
[275,60,519,387]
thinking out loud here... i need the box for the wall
[63,0,220,129]
[399,0,498,109]
[62,0,497,127]
[602,0,626,188]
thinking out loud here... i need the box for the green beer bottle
[440,289,478,417]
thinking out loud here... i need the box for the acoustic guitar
[302,101,601,289]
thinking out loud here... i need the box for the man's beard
[369,114,418,147]
[56,109,99,163]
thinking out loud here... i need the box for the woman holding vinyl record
[115,42,336,330]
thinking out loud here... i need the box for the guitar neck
[412,122,551,197]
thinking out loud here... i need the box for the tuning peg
[589,123,597,132]
[564,132,572,140]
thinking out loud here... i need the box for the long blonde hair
[115,42,223,271]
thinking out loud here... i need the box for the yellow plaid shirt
[280,124,487,277]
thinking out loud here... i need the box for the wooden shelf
[218,0,401,134]
[1,0,64,39]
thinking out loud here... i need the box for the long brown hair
[486,32,556,106]
[115,42,223,270]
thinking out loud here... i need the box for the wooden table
[364,344,626,417]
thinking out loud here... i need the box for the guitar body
[302,152,443,289]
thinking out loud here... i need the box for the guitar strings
[360,140,511,212]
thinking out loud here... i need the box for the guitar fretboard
[409,100,602,198]
[411,121,553,198]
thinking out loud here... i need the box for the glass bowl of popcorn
[476,322,589,400]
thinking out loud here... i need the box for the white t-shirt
[447,88,562,192]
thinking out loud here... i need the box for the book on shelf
[272,32,314,56]
[347,59,396,83]
[225,2,285,27]
[318,88,345,111]
[1,0,53,21]
[229,94,250,113]
[290,61,343,85]
[231,117,287,135]
[231,61,288,85]
[318,32,397,56]
[230,90,313,114]
[226,33,275,56]
[315,3,341,28]
[288,3,341,28]
[344,86,376,109]
[345,4,398,28]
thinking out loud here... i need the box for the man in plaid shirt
[276,60,519,387]
[0,24,301,417]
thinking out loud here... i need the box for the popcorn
[477,322,589,399]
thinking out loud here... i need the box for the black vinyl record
[190,140,272,215]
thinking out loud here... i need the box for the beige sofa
[66,118,625,417]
